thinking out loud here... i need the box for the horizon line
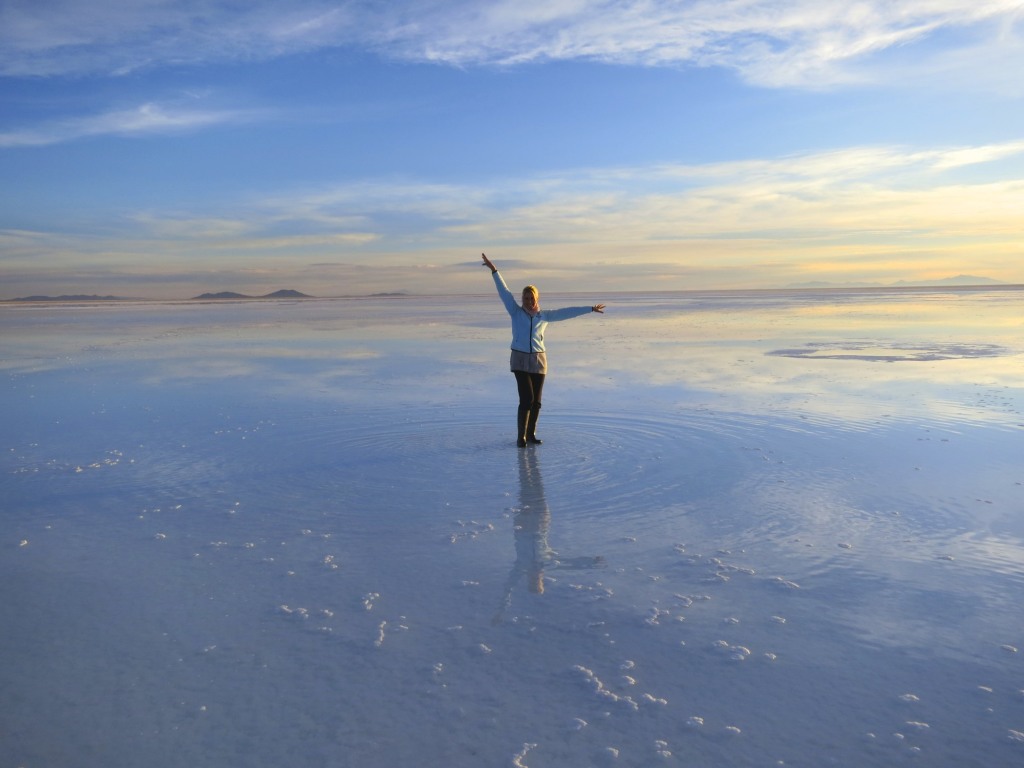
[5,282,1024,304]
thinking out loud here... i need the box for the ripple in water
[233,404,789,544]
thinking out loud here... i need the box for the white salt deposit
[2,287,1022,767]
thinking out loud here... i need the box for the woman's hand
[481,253,496,272]
[592,304,606,313]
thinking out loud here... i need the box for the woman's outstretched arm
[483,252,605,315]
[483,253,519,316]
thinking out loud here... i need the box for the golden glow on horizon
[3,142,1024,297]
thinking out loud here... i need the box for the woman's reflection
[493,450,604,624]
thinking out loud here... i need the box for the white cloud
[1,1,1020,90]
[114,139,1024,251]
[925,140,1024,170]
[0,0,361,76]
[4,139,1023,296]
[0,101,262,147]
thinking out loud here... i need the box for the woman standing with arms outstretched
[482,253,606,447]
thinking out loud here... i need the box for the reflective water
[2,288,1022,767]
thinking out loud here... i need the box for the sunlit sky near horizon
[2,1,1023,299]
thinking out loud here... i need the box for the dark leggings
[514,371,545,410]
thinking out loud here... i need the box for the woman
[482,253,605,447]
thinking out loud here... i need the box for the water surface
[2,288,1022,767]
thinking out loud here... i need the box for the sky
[1,0,1023,299]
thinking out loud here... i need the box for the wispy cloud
[1,1,1020,90]
[4,139,1023,294]
[0,101,262,147]
[371,0,1017,84]
[0,0,356,77]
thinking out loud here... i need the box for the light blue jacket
[492,270,593,353]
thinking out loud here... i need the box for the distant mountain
[193,292,250,300]
[6,294,130,302]
[891,275,1002,287]
[786,275,1003,289]
[191,289,313,300]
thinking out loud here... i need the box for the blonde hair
[521,285,539,303]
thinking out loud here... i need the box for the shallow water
[2,289,1023,767]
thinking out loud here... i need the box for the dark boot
[526,402,543,444]
[517,406,529,447]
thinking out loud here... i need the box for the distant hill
[786,275,1003,289]
[191,289,313,300]
[192,292,249,300]
[891,275,1002,287]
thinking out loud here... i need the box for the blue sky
[2,0,1023,298]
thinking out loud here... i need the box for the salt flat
[2,288,1022,767]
